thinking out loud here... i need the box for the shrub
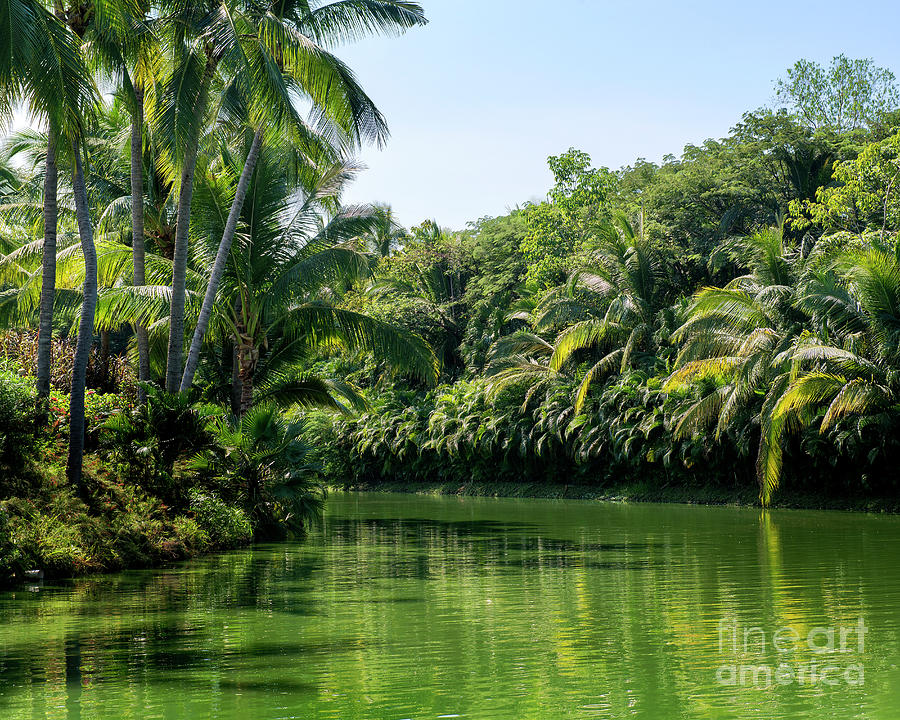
[188,490,253,549]
[172,516,210,554]
[100,386,218,507]
[6,498,96,576]
[190,405,323,538]
[0,506,23,580]
[0,366,36,468]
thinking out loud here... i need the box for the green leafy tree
[792,131,900,237]
[521,148,615,287]
[775,55,900,132]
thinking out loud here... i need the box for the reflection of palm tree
[64,633,82,720]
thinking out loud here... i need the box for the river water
[1,492,899,719]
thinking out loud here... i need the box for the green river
[1,492,898,719]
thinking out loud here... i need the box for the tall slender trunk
[180,129,263,392]
[231,343,242,415]
[67,145,99,494]
[238,345,255,417]
[36,126,59,407]
[165,59,216,392]
[236,314,257,416]
[131,83,150,402]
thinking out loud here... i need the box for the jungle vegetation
[0,0,431,580]
[307,55,900,508]
[1,31,899,584]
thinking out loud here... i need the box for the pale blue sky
[337,0,900,229]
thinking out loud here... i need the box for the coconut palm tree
[367,220,470,377]
[0,0,95,406]
[660,226,893,504]
[157,0,426,393]
[89,137,438,414]
[755,243,900,504]
[88,0,161,399]
[486,212,665,411]
[66,142,100,488]
[362,203,406,258]
[190,140,438,415]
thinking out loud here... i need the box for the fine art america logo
[714,618,867,688]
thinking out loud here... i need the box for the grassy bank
[337,479,900,514]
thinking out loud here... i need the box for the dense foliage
[4,39,900,584]
[308,57,900,507]
[0,0,431,582]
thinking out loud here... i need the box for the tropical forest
[2,1,900,718]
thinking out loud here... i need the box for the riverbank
[0,443,254,587]
[337,479,900,513]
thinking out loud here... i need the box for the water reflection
[1,493,899,719]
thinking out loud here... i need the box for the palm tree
[89,0,160,399]
[158,0,426,393]
[756,244,900,504]
[66,143,99,488]
[367,220,470,376]
[487,213,665,411]
[190,141,438,415]
[190,403,324,537]
[0,0,95,407]
[0,132,82,332]
[661,227,875,504]
[363,204,406,258]
[89,138,438,414]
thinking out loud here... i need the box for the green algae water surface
[2,492,899,719]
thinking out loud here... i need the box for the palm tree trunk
[131,82,150,402]
[231,343,242,415]
[165,58,216,392]
[36,125,59,407]
[180,128,263,392]
[239,359,254,417]
[66,145,99,494]
[237,338,257,416]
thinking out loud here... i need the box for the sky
[335,0,900,230]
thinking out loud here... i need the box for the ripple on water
[1,494,899,719]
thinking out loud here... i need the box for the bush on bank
[307,371,899,500]
[0,364,320,585]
